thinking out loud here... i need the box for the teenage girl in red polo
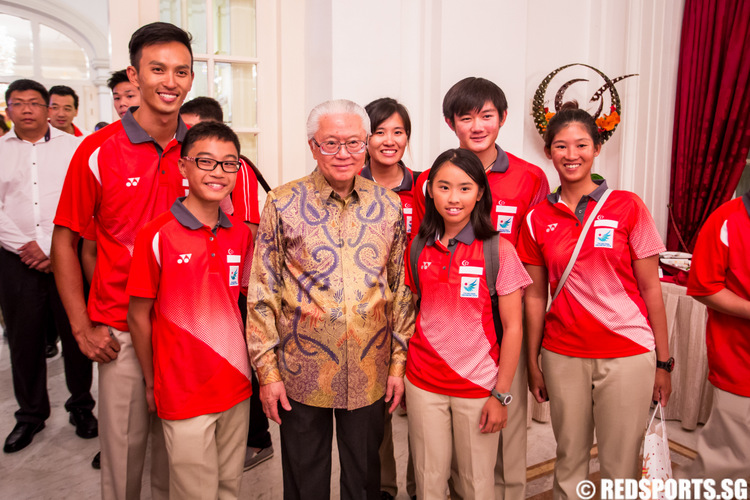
[518,101,672,499]
[404,148,529,499]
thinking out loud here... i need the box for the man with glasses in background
[0,78,96,453]
[246,99,415,499]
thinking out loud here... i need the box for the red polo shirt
[127,199,253,420]
[54,109,188,330]
[517,181,666,358]
[231,157,261,224]
[413,145,549,246]
[405,223,531,397]
[687,194,750,397]
[360,161,417,240]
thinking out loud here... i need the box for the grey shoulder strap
[410,233,427,298]
[548,189,612,311]
[483,233,500,298]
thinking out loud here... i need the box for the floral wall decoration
[532,63,638,144]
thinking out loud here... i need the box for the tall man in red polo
[51,22,194,500]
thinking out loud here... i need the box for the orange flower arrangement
[595,106,620,132]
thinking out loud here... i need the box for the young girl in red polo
[518,101,672,499]
[405,148,530,499]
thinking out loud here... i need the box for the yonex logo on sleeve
[177,253,192,264]
[126,177,140,187]
[546,223,558,232]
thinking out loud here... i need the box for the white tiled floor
[0,330,700,499]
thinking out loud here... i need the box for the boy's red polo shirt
[405,223,531,398]
[413,145,549,246]
[54,109,188,330]
[687,194,750,397]
[517,181,666,358]
[127,199,253,420]
[360,161,417,240]
[232,157,261,224]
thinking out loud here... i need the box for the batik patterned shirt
[246,168,415,410]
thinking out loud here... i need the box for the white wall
[300,0,685,238]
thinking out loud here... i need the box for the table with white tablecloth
[529,282,713,430]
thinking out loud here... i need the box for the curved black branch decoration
[532,63,639,144]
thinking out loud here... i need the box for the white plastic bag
[642,402,673,500]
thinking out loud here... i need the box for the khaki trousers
[406,378,499,499]
[162,398,251,500]
[541,349,655,500]
[685,385,750,481]
[99,327,169,500]
[379,409,416,497]
[450,333,528,500]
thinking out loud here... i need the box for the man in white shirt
[0,79,96,453]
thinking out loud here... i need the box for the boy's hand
[260,381,291,425]
[145,386,156,413]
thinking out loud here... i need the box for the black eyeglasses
[7,101,48,110]
[311,139,367,155]
[182,156,241,173]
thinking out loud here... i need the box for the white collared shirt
[0,126,82,255]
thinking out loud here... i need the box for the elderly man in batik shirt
[246,99,415,500]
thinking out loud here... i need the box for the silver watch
[491,389,513,406]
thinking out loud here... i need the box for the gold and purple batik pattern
[246,169,415,410]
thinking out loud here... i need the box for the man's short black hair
[181,121,240,158]
[107,70,130,91]
[49,85,79,109]
[181,97,224,122]
[5,79,50,106]
[442,77,508,126]
[129,22,193,70]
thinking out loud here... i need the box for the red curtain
[667,0,750,251]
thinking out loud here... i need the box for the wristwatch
[491,389,513,406]
[656,357,675,373]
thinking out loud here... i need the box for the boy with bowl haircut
[127,121,254,499]
[413,77,550,500]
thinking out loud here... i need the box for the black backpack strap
[241,154,272,193]
[412,170,423,185]
[409,233,427,304]
[483,233,503,345]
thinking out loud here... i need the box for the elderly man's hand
[259,381,291,425]
[385,376,405,414]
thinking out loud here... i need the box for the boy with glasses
[128,121,254,499]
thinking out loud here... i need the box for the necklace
[484,151,498,172]
[372,169,405,189]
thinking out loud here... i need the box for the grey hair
[306,99,371,140]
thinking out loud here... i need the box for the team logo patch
[406,215,412,234]
[594,228,614,248]
[497,216,513,234]
[126,177,140,187]
[460,276,480,298]
[229,265,239,286]
[177,253,192,264]
[546,223,558,232]
[420,261,431,270]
